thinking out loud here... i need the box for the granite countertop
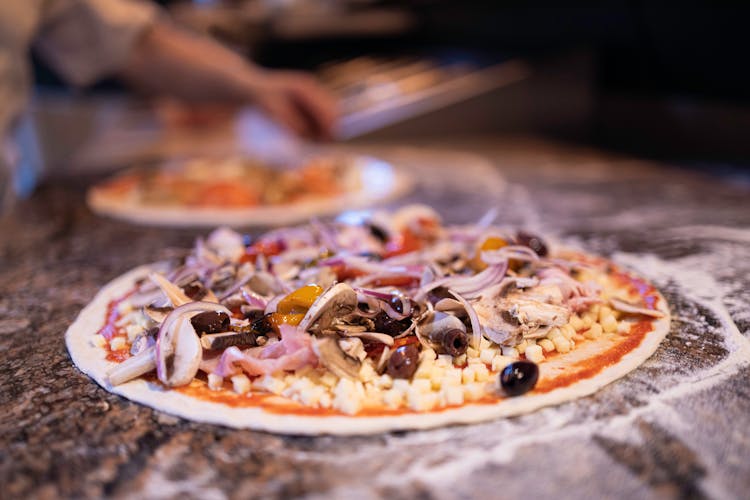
[1,137,749,499]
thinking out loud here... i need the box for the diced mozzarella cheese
[525,344,544,363]
[231,374,251,394]
[207,373,224,391]
[91,334,107,348]
[110,336,127,351]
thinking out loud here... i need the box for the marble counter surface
[1,137,749,499]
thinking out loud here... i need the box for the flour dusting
[287,222,750,499]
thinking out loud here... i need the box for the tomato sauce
[97,291,133,340]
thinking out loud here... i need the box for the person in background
[0,0,338,204]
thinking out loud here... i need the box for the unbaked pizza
[66,205,669,434]
[87,155,408,227]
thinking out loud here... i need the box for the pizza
[66,205,669,434]
[86,155,408,227]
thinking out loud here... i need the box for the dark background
[35,2,750,166]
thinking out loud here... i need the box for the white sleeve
[34,0,158,87]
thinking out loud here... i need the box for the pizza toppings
[609,297,665,318]
[385,344,420,379]
[415,311,470,357]
[314,336,362,379]
[211,325,317,378]
[200,330,257,351]
[190,311,230,335]
[515,230,548,257]
[107,346,156,386]
[499,361,539,396]
[91,156,361,209]
[99,205,662,414]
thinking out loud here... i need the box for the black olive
[373,312,412,337]
[190,311,230,335]
[500,361,539,396]
[427,287,453,304]
[368,223,389,243]
[182,281,207,301]
[250,313,273,336]
[516,231,548,257]
[432,328,469,357]
[356,251,383,261]
[386,344,420,379]
[389,295,405,314]
[243,309,265,322]
[206,329,257,350]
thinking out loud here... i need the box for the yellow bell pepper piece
[276,284,324,314]
[471,236,509,271]
[269,285,324,332]
[268,312,306,330]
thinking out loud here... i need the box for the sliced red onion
[128,289,164,308]
[481,245,540,264]
[311,218,340,251]
[382,295,411,320]
[475,207,499,229]
[319,255,388,275]
[240,287,268,310]
[355,288,411,320]
[264,294,283,315]
[381,253,425,266]
[610,298,665,318]
[155,301,230,383]
[416,261,508,301]
[167,265,195,285]
[355,288,393,301]
[452,262,508,298]
[218,275,253,301]
[449,291,482,350]
[354,292,381,317]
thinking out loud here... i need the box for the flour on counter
[295,224,750,499]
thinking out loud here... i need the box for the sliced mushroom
[330,323,368,334]
[144,305,172,324]
[155,302,230,387]
[313,336,361,379]
[107,346,156,386]
[434,298,466,315]
[338,337,367,361]
[298,283,357,332]
[474,290,570,346]
[150,273,192,307]
[610,297,665,318]
[129,288,165,308]
[158,316,203,387]
[376,346,391,373]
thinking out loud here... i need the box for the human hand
[248,70,339,140]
